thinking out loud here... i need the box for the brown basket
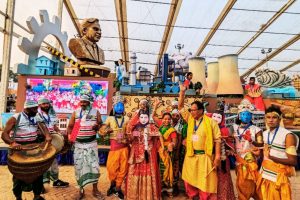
[7,143,56,184]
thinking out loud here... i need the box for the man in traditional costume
[67,94,103,200]
[99,92,129,199]
[259,105,299,200]
[231,99,263,200]
[37,97,69,192]
[2,100,52,200]
[178,85,221,200]
[244,77,265,111]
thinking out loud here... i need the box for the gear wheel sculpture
[17,10,70,75]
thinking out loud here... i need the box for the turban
[80,94,91,102]
[38,97,50,105]
[24,100,38,109]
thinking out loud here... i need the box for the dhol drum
[8,142,56,183]
[51,132,65,153]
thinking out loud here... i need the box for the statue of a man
[69,18,105,66]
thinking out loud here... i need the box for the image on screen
[26,78,109,114]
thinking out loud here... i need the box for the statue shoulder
[69,38,82,46]
[68,38,85,56]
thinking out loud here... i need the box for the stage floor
[0,166,300,200]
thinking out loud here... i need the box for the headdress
[238,99,255,113]
[112,92,124,105]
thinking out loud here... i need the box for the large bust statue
[69,18,105,65]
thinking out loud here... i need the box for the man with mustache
[2,100,52,200]
[67,94,103,200]
[37,97,69,193]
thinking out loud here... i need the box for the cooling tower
[216,54,243,94]
[188,57,207,90]
[207,62,219,94]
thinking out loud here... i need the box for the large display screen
[26,78,109,114]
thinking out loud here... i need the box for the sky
[0,0,299,78]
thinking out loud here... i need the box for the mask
[239,111,253,124]
[139,114,149,125]
[113,102,124,114]
[212,113,222,125]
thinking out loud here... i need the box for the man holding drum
[37,97,69,192]
[1,100,52,200]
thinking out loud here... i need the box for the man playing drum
[37,97,69,192]
[1,100,52,200]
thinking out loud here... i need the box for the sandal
[75,188,85,200]
[93,191,105,200]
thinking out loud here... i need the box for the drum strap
[12,113,22,139]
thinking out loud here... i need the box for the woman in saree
[152,99,177,197]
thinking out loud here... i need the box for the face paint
[239,111,253,124]
[139,114,149,125]
[113,102,124,114]
[212,113,222,124]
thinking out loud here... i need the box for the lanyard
[114,116,125,128]
[41,112,51,125]
[22,112,36,125]
[268,126,279,146]
[194,118,203,133]
[79,109,91,119]
[237,123,252,140]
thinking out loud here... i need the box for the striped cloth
[75,108,98,143]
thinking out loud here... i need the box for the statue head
[80,18,101,43]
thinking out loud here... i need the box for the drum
[51,133,65,153]
[8,142,56,183]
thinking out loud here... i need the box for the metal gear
[17,10,70,73]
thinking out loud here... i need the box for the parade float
[1,10,300,165]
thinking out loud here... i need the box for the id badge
[117,129,123,139]
[192,134,199,142]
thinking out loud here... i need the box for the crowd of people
[1,83,299,200]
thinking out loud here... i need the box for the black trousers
[13,175,43,198]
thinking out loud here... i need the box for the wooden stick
[205,166,216,178]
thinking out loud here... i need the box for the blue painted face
[114,102,124,114]
[239,111,253,124]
